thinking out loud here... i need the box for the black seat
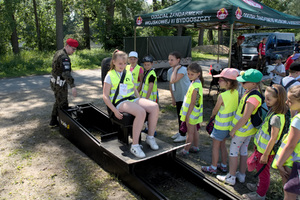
[107,107,146,145]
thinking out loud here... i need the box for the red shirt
[258,43,266,56]
[285,56,294,70]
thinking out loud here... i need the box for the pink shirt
[129,65,144,82]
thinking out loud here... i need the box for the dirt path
[0,59,256,199]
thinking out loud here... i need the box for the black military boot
[49,116,59,128]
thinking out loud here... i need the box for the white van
[241,32,295,69]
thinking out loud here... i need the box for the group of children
[102,50,300,200]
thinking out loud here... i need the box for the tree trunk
[153,0,158,11]
[177,26,183,36]
[33,0,42,51]
[4,0,19,54]
[11,14,19,54]
[207,29,213,44]
[162,0,165,6]
[83,16,90,49]
[56,0,64,50]
[198,28,204,46]
[106,0,115,33]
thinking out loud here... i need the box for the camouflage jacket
[51,48,75,88]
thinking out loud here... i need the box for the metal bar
[228,23,234,68]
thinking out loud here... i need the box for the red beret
[237,35,245,40]
[66,38,79,48]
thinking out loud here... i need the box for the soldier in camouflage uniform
[49,38,78,127]
[231,35,245,70]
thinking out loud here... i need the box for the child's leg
[176,101,186,136]
[256,154,274,197]
[135,98,159,136]
[193,126,199,147]
[239,136,251,174]
[229,136,242,176]
[119,101,146,145]
[212,139,221,167]
[220,140,228,165]
[184,123,196,151]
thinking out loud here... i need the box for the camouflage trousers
[50,81,68,117]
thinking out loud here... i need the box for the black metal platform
[58,103,240,200]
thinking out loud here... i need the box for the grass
[0,49,228,79]
[0,49,112,79]
[192,51,228,61]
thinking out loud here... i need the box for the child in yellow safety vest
[138,55,158,102]
[217,69,263,186]
[272,85,300,200]
[126,51,144,90]
[178,63,204,156]
[242,84,287,200]
[201,68,239,175]
[103,50,159,159]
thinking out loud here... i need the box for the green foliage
[0,48,111,78]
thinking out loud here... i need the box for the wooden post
[228,23,234,68]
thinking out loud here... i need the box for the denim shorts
[210,128,230,141]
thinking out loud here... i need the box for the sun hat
[236,69,263,83]
[292,53,300,60]
[66,38,79,48]
[213,68,239,80]
[129,51,138,58]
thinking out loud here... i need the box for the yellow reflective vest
[108,69,135,105]
[272,113,300,168]
[214,90,238,131]
[232,90,262,137]
[140,69,158,102]
[254,112,285,155]
[126,64,142,89]
[180,79,203,125]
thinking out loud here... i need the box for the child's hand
[277,165,289,181]
[259,154,268,164]
[172,99,176,106]
[229,131,235,138]
[114,110,123,120]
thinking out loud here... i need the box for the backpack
[241,90,268,128]
[257,42,262,52]
[280,79,299,91]
[268,110,291,154]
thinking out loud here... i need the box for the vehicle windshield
[241,35,269,47]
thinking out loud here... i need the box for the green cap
[236,69,263,83]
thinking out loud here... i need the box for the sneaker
[146,137,159,150]
[173,135,186,143]
[171,132,180,139]
[49,116,59,128]
[217,163,228,173]
[201,165,217,175]
[178,149,189,156]
[216,173,236,186]
[130,145,146,158]
[236,171,246,183]
[246,183,257,192]
[189,146,200,153]
[242,192,265,200]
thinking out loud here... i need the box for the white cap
[129,51,138,58]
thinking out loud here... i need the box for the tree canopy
[0,0,298,55]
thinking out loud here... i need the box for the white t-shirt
[281,76,300,92]
[271,63,285,84]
